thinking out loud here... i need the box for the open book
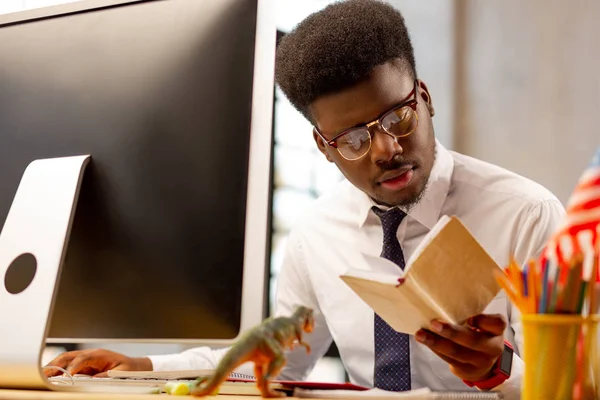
[340,215,502,335]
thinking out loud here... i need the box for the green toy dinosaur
[191,306,314,398]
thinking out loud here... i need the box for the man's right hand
[43,349,153,378]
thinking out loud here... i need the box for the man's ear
[417,79,435,117]
[313,129,335,163]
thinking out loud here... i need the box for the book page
[405,215,451,270]
[407,217,502,325]
[343,253,405,284]
[339,274,446,334]
[340,216,502,334]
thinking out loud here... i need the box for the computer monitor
[0,0,275,348]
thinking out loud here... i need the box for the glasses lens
[381,106,417,137]
[336,128,371,160]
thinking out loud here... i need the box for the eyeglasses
[313,80,419,161]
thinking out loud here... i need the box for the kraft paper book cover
[340,215,503,335]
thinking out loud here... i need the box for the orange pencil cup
[521,314,600,400]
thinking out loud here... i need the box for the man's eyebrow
[324,82,417,139]
[328,121,366,138]
[328,100,403,138]
[327,106,396,137]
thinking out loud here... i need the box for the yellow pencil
[494,269,527,313]
[508,255,523,297]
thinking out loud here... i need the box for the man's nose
[369,127,404,164]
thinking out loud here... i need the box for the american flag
[543,147,600,266]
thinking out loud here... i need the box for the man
[45,0,565,397]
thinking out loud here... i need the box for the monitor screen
[0,0,275,344]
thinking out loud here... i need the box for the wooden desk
[0,390,163,399]
[0,390,321,400]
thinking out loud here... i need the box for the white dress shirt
[149,141,565,399]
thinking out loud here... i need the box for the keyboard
[50,374,173,386]
[47,375,162,393]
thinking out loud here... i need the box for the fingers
[432,351,492,381]
[44,349,114,377]
[415,315,507,382]
[430,349,487,380]
[66,351,109,376]
[430,349,472,370]
[416,329,496,367]
[467,314,507,336]
[43,349,144,379]
[91,363,128,378]
[43,350,86,377]
[428,320,504,354]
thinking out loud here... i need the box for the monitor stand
[0,155,90,390]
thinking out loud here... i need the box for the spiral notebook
[294,387,504,399]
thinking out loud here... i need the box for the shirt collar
[355,139,454,230]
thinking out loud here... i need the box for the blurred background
[2,0,599,383]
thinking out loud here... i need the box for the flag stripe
[579,166,600,183]
[566,188,600,210]
[544,147,600,263]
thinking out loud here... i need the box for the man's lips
[378,166,415,191]
[379,165,414,183]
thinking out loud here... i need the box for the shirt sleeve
[493,198,566,397]
[273,227,334,381]
[147,346,229,372]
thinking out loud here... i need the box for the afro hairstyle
[275,0,417,123]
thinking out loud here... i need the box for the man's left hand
[415,314,506,382]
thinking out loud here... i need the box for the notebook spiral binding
[431,391,503,399]
[228,372,256,380]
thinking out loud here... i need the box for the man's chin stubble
[400,186,427,212]
[373,179,428,211]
